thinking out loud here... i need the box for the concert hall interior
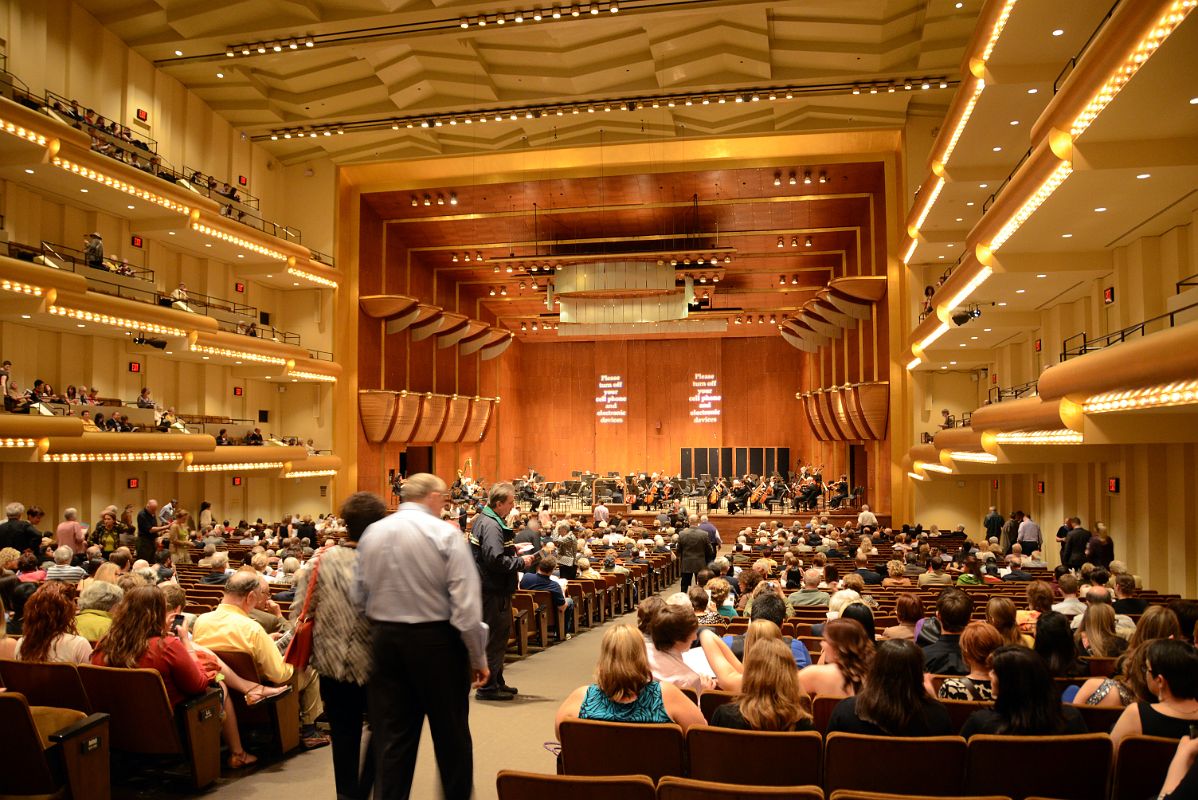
[3,0,1198,796]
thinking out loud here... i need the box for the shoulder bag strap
[294,547,329,623]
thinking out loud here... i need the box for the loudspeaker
[680,448,692,479]
[257,410,269,423]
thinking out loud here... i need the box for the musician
[726,480,750,515]
[626,477,643,509]
[797,476,821,512]
[828,475,850,509]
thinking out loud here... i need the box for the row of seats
[555,720,1176,800]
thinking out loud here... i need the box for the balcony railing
[182,166,261,210]
[988,379,1038,404]
[1060,300,1198,361]
[1053,1,1120,93]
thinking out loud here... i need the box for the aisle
[194,595,665,800]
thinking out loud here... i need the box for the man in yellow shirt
[192,569,328,748]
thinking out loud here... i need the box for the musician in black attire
[829,475,850,509]
[727,480,750,515]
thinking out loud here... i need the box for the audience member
[1075,605,1183,708]
[922,588,972,675]
[710,637,812,731]
[882,593,924,640]
[830,639,953,736]
[1033,611,1088,678]
[986,596,1032,647]
[1110,640,1198,748]
[960,645,1087,737]
[75,580,123,643]
[14,583,93,663]
[556,625,704,734]
[798,617,874,696]
[1076,602,1128,658]
[646,602,714,694]
[938,622,1003,701]
[0,502,42,554]
[45,545,87,582]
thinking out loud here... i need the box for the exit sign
[130,235,143,248]
[1033,338,1042,352]
[1108,477,1120,493]
[234,282,245,294]
[128,361,141,373]
[233,386,244,397]
[1104,286,1115,305]
[136,108,149,123]
[238,175,248,187]
[232,476,243,487]
[1036,480,1045,495]
[127,478,139,489]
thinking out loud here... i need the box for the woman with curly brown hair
[14,582,92,663]
[798,617,874,696]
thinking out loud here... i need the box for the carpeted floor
[117,586,671,800]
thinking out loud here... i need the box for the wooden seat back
[496,770,654,800]
[558,719,685,782]
[824,733,967,796]
[964,734,1112,800]
[1112,735,1179,800]
[687,726,822,786]
[658,776,824,799]
[0,658,92,713]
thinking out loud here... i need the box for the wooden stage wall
[483,336,816,481]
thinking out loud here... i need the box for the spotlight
[805,236,813,247]
[774,172,782,187]
[777,237,784,248]
[791,276,799,285]
[779,275,786,285]
[803,170,812,185]
[452,253,459,262]
[791,237,799,248]
[788,171,797,186]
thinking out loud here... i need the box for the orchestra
[398,461,859,516]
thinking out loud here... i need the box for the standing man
[471,481,536,701]
[983,506,1003,543]
[1016,511,1042,556]
[1000,510,1022,554]
[593,499,609,526]
[136,499,168,562]
[158,498,176,526]
[83,232,104,269]
[698,514,721,554]
[1061,517,1092,570]
[677,514,713,592]
[355,473,489,800]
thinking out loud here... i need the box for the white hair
[63,507,78,520]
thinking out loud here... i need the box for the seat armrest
[178,687,224,714]
[49,712,110,743]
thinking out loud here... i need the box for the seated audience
[0,502,43,554]
[922,588,973,676]
[16,552,46,582]
[45,545,87,582]
[917,556,953,587]
[1034,610,1089,678]
[1053,573,1086,618]
[883,593,924,640]
[75,581,124,643]
[14,582,93,663]
[706,577,736,618]
[1076,605,1183,708]
[938,622,1003,701]
[1017,580,1055,633]
[881,559,911,587]
[798,617,874,696]
[555,624,704,734]
[1113,574,1149,615]
[987,596,1032,647]
[6,581,36,634]
[1110,640,1198,748]
[689,585,721,625]
[200,551,232,585]
[519,556,574,633]
[1076,602,1129,659]
[646,602,714,694]
[960,645,1087,737]
[830,639,953,736]
[710,637,812,731]
[1158,735,1198,799]
[786,568,830,610]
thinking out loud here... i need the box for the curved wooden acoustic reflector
[800,309,842,339]
[480,332,514,361]
[826,288,874,321]
[829,389,863,439]
[812,297,854,329]
[434,313,471,348]
[440,396,472,440]
[846,382,890,440]
[459,327,506,356]
[460,399,494,442]
[829,275,887,303]
[359,294,420,320]
[410,395,450,443]
[409,305,445,341]
[780,329,819,353]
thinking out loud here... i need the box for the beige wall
[0,0,339,521]
[913,212,1198,594]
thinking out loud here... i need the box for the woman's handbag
[283,555,321,669]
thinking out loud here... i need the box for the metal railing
[40,241,156,283]
[1177,271,1198,292]
[1060,300,1198,361]
[1053,1,1121,94]
[181,166,262,210]
[309,249,336,268]
[988,379,1038,404]
[307,349,334,362]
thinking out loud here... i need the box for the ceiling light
[779,275,786,285]
[992,146,1002,152]
[950,361,957,365]
[257,45,267,53]
[1015,289,1026,294]
[774,172,782,187]
[489,287,496,296]
[1036,273,1047,278]
[955,2,963,8]
[818,171,828,184]
[966,202,975,207]
[452,253,459,262]
[1052,29,1064,36]
[450,192,458,205]
[463,253,472,263]
[520,322,527,331]
[1094,206,1107,212]
[1010,120,1019,125]
[1028,88,1039,94]
[500,287,507,296]
[970,336,978,340]
[956,218,964,222]
[998,302,1007,306]
[777,237,784,248]
[23,169,33,174]
[791,237,799,248]
[216,72,224,78]
[791,276,799,285]
[983,328,992,332]
[20,314,30,319]
[127,204,135,209]
[805,236,812,247]
[1061,233,1073,238]
[174,49,183,56]
[1190,97,1198,105]
[979,183,989,189]
[788,171,797,186]
[80,189,88,193]
[1136,173,1151,180]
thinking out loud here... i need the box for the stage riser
[619,512,892,544]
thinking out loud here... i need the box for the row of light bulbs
[852,80,948,94]
[461,1,618,26]
[778,275,805,285]
[186,462,285,472]
[520,321,559,331]
[778,236,814,248]
[774,170,828,187]
[735,315,776,325]
[270,127,344,140]
[227,38,315,57]
[413,192,459,207]
[265,77,954,141]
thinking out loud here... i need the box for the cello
[708,478,724,507]
[749,475,767,508]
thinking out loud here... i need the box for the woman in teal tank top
[555,625,705,737]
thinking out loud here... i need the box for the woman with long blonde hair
[711,637,812,731]
[1077,602,1128,659]
[555,625,704,736]
[697,618,782,693]
[987,596,1032,647]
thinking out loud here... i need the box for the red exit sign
[1036,480,1045,495]
[127,478,139,489]
[1108,477,1120,493]
[233,386,244,397]
[128,361,141,373]
[136,108,149,122]
[234,282,246,294]
[232,476,243,487]
[1103,286,1115,305]
[130,235,143,248]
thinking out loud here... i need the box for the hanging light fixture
[452,253,459,262]
[777,237,784,248]
[489,287,496,296]
[805,236,813,247]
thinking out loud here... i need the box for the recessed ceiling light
[1015,289,1026,294]
[983,328,992,332]
[216,72,224,79]
[76,323,86,328]
[979,183,989,188]
[1027,88,1039,94]
[966,202,975,207]
[165,351,172,355]
[955,217,964,222]
[266,274,273,278]
[938,255,945,259]
[168,231,175,235]
[20,314,31,319]
[970,336,978,340]
[1051,29,1064,36]
[204,243,212,247]
[127,204,135,209]
[80,188,88,193]
[959,343,966,347]
[23,168,34,174]
[293,282,300,286]
[1094,207,1107,212]
[947,244,955,248]
[201,356,209,360]
[1136,173,1151,179]
[992,147,1002,152]
[1009,120,1019,126]
[950,361,958,365]
[997,302,1007,307]
[955,1,962,6]
[1190,97,1198,105]
[1037,273,1048,278]
[237,254,244,258]
[174,49,183,56]
[1061,233,1073,238]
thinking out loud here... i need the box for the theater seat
[829,793,1010,800]
[698,689,737,722]
[823,733,967,796]
[964,734,1112,800]
[558,719,685,782]
[1112,735,1179,800]
[657,776,823,799]
[0,692,111,800]
[0,658,93,713]
[496,770,654,800]
[686,726,821,786]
